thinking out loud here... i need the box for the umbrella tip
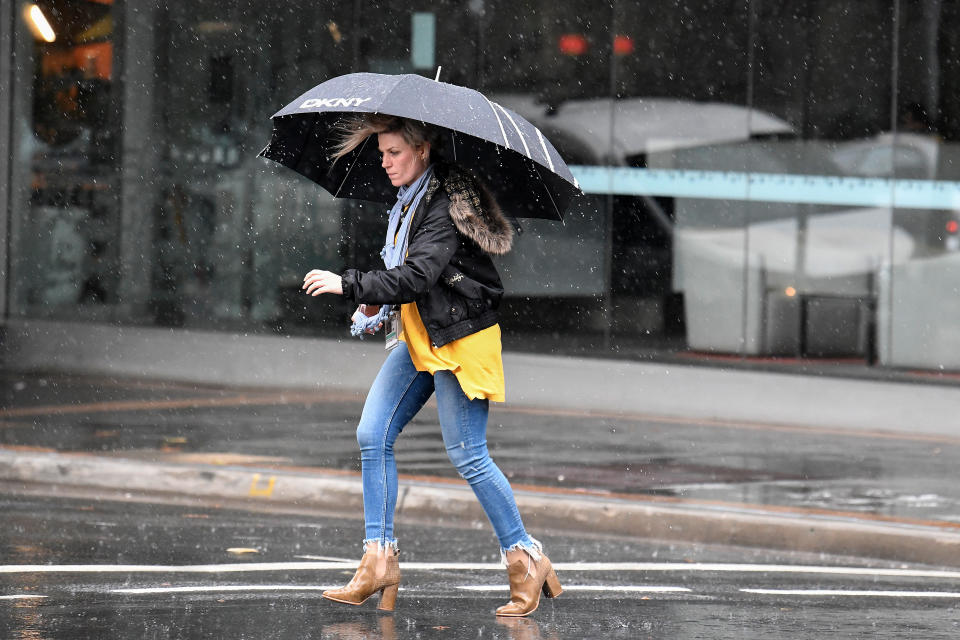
[434,66,442,82]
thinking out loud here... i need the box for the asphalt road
[2,490,959,639]
[3,372,960,524]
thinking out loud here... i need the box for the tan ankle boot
[322,544,401,611]
[495,553,562,617]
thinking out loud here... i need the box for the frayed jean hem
[500,535,542,566]
[363,538,399,554]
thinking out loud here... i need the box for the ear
[420,141,432,161]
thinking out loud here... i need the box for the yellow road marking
[248,473,276,497]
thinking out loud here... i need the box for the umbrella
[258,72,581,221]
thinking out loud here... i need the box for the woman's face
[378,131,429,187]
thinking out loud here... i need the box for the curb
[3,449,960,568]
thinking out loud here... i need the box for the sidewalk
[3,341,960,567]
[5,319,960,435]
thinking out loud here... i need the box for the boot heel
[542,568,562,598]
[377,583,399,611]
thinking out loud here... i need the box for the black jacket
[341,165,514,348]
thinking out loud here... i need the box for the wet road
[2,372,960,525]
[2,490,960,638]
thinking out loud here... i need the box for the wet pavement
[1,371,960,525]
[3,491,960,639]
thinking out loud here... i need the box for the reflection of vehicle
[496,94,958,364]
[831,132,938,180]
[829,132,959,256]
[826,132,960,368]
[536,97,794,164]
[492,95,796,340]
[671,135,960,360]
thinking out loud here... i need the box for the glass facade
[4,0,960,371]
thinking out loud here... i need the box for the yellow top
[400,302,505,402]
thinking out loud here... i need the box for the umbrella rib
[482,96,511,150]
[530,162,563,221]
[494,103,532,160]
[334,134,371,198]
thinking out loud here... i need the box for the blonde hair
[333,114,442,161]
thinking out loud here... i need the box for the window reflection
[15,0,118,317]
[8,0,960,371]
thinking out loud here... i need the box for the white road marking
[553,563,960,580]
[398,562,960,581]
[116,584,689,596]
[295,555,352,563]
[1,562,958,580]
[0,594,48,600]
[0,562,351,574]
[458,585,691,593]
[742,589,960,598]
[114,585,338,595]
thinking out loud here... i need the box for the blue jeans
[356,342,539,556]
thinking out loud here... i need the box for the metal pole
[790,2,819,358]
[116,0,163,321]
[924,0,943,123]
[0,0,13,320]
[742,0,760,356]
[602,0,619,351]
[884,0,902,366]
[6,0,35,318]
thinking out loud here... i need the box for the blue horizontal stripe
[570,166,960,210]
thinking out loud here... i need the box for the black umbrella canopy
[259,72,581,221]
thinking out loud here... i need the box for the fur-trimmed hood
[425,164,514,255]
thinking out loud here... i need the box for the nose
[381,155,390,168]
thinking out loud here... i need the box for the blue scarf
[350,165,435,338]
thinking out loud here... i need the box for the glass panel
[609,1,753,356]
[482,0,613,347]
[741,1,895,359]
[6,0,957,373]
[146,1,356,330]
[10,0,120,320]
[881,0,960,369]
[145,0,616,339]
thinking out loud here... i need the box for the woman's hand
[303,270,343,296]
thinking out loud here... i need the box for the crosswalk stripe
[113,585,338,594]
[742,589,960,598]
[2,562,959,580]
[457,585,691,593]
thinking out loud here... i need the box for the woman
[301,114,561,617]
